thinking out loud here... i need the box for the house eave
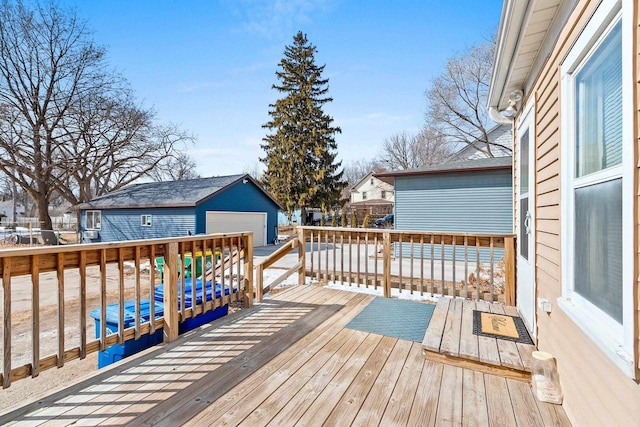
[488,0,532,111]
[488,0,567,111]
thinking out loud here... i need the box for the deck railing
[0,233,253,389]
[255,227,515,305]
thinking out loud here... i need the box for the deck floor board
[423,298,535,380]
[0,286,569,427]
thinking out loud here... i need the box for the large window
[86,211,101,230]
[572,20,623,322]
[560,0,633,376]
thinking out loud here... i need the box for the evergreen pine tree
[261,32,346,223]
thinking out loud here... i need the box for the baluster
[452,236,456,298]
[440,235,445,296]
[420,235,424,296]
[410,235,414,294]
[464,235,469,300]
[32,255,41,376]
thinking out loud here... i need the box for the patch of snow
[324,282,441,303]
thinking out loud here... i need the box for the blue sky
[66,0,503,176]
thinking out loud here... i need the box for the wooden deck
[0,286,569,426]
[423,298,537,381]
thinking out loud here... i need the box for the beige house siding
[512,0,640,425]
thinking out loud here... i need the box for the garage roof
[75,174,282,210]
[375,157,512,184]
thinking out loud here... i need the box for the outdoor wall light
[488,89,524,124]
[500,90,524,118]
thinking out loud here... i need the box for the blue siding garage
[76,174,282,245]
[376,157,513,261]
[95,207,195,242]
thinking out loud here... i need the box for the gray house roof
[75,174,282,210]
[448,124,513,162]
[375,156,512,183]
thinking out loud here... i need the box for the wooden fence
[256,226,515,305]
[0,233,253,389]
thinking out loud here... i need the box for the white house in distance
[347,171,394,222]
[350,172,394,204]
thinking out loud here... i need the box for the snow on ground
[259,265,440,305]
[324,282,440,303]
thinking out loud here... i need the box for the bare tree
[242,162,264,181]
[0,1,194,228]
[414,126,456,165]
[379,132,421,170]
[341,159,384,186]
[148,151,200,182]
[378,128,453,170]
[425,40,509,157]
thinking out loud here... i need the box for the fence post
[243,233,254,307]
[504,236,516,306]
[163,242,179,343]
[298,227,306,286]
[382,232,391,298]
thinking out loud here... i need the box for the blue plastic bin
[154,278,230,333]
[89,299,164,368]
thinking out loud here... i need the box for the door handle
[524,211,532,235]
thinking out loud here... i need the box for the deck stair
[422,298,536,381]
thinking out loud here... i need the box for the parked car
[374,214,394,227]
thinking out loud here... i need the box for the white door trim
[516,99,536,336]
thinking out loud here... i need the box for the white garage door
[205,211,267,247]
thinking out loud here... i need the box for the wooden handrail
[296,226,516,304]
[0,232,254,389]
[254,237,301,302]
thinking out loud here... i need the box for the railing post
[256,263,264,302]
[504,236,516,306]
[163,241,179,343]
[243,233,254,307]
[298,227,306,286]
[382,231,391,298]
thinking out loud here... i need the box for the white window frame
[558,0,635,376]
[141,214,153,227]
[86,210,101,230]
[381,190,386,199]
[362,191,367,200]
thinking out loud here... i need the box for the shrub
[362,213,371,228]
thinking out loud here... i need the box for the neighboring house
[350,172,394,204]
[347,172,394,220]
[487,0,638,425]
[75,174,282,246]
[376,157,513,261]
[448,123,513,162]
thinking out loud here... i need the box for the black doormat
[472,310,533,345]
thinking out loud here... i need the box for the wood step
[422,298,536,382]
